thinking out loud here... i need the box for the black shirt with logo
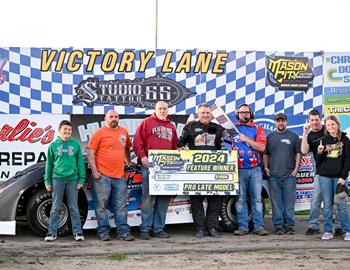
[314,132,350,180]
[177,121,224,150]
[307,126,325,156]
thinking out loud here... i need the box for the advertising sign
[0,115,69,181]
[266,56,314,91]
[323,53,350,115]
[0,48,323,116]
[149,150,239,195]
[295,154,315,211]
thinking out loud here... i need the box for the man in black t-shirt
[301,110,341,236]
[264,113,301,235]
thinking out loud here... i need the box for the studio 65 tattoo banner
[148,150,238,195]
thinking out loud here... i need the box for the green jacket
[44,137,86,186]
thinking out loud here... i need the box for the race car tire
[26,189,87,237]
[219,195,239,232]
[219,196,265,232]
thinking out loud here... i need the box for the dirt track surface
[1,216,350,269]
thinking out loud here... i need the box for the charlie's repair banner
[148,150,238,195]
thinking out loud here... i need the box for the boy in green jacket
[44,120,86,242]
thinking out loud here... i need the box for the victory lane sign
[148,150,238,195]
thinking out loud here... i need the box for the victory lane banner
[148,150,238,195]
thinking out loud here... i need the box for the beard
[277,126,286,132]
[240,117,250,123]
[110,120,118,128]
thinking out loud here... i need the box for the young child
[44,120,86,242]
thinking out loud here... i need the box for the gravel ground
[0,216,350,270]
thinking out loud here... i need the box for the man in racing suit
[178,103,225,238]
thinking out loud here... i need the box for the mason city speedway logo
[0,57,7,85]
[266,56,314,91]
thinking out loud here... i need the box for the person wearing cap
[314,115,350,241]
[263,113,301,235]
[231,104,269,236]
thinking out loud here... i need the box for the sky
[1,0,350,52]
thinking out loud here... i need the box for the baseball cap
[274,112,287,121]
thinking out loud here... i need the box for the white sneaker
[74,233,85,241]
[44,234,57,242]
[344,232,350,241]
[321,232,333,240]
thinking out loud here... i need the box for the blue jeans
[48,179,82,235]
[236,166,265,232]
[268,176,296,229]
[91,175,130,236]
[140,166,170,233]
[318,176,350,234]
[308,175,341,230]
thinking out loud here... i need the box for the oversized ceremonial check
[148,150,238,195]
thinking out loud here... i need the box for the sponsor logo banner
[266,56,314,91]
[72,74,196,109]
[323,53,350,115]
[149,150,239,195]
[0,115,68,181]
[0,48,323,115]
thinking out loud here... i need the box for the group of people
[43,101,350,242]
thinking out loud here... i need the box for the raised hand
[317,140,324,154]
[303,123,311,135]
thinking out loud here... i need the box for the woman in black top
[315,115,350,241]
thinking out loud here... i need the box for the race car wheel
[219,195,239,232]
[219,196,265,232]
[26,189,87,237]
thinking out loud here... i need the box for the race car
[0,162,255,236]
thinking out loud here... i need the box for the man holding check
[178,103,225,238]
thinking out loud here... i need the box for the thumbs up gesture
[317,140,325,154]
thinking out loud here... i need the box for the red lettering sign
[300,156,312,166]
[0,119,55,144]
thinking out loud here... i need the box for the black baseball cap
[274,112,287,121]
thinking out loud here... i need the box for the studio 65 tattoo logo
[73,73,196,109]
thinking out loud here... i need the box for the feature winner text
[186,164,235,172]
